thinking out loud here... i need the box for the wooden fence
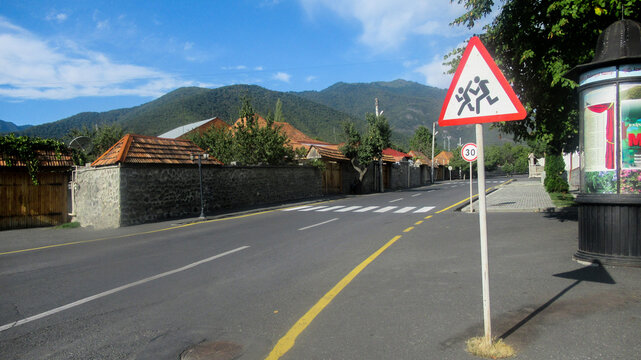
[0,170,69,230]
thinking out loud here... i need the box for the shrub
[544,153,569,193]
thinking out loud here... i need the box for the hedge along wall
[74,164,322,229]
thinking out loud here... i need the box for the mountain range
[0,120,32,133]
[10,79,510,149]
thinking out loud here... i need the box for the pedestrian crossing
[283,205,435,214]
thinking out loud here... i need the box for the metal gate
[322,161,342,194]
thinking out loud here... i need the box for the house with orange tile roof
[432,151,454,180]
[407,150,433,167]
[91,134,222,167]
[381,148,411,163]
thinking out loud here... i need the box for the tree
[340,121,369,183]
[482,143,531,174]
[449,0,640,155]
[232,97,294,165]
[274,98,284,123]
[188,126,235,164]
[340,113,392,187]
[409,125,434,157]
[64,124,124,163]
[449,145,475,174]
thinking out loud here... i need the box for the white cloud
[0,18,196,100]
[273,72,291,82]
[299,0,480,52]
[306,75,317,82]
[183,41,194,50]
[46,12,68,23]
[414,54,453,89]
[254,66,264,71]
[222,65,247,70]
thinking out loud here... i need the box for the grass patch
[466,337,515,359]
[55,221,80,229]
[549,192,577,207]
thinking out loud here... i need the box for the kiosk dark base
[575,194,641,267]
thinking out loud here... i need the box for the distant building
[158,117,230,139]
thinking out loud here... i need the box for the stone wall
[74,164,322,228]
[389,162,426,190]
[73,166,121,229]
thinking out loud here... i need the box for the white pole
[431,122,436,184]
[475,123,491,343]
[469,164,474,213]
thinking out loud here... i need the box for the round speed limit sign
[461,143,478,162]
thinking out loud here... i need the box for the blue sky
[1,0,489,126]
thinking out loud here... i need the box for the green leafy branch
[0,134,69,184]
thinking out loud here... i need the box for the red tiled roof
[382,148,411,162]
[433,151,454,166]
[233,115,331,150]
[408,150,433,166]
[307,145,348,161]
[91,134,222,167]
[0,149,74,168]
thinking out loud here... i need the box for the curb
[453,178,514,212]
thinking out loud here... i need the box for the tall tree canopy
[409,125,436,158]
[340,113,392,183]
[450,0,640,154]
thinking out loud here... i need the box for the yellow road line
[403,226,414,233]
[414,220,423,225]
[424,215,433,220]
[265,235,403,360]
[435,178,513,214]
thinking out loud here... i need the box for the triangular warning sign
[438,36,526,127]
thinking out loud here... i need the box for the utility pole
[431,122,438,184]
[375,98,384,192]
[447,136,452,151]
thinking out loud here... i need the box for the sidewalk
[461,176,557,212]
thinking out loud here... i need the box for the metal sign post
[475,124,491,342]
[470,166,474,213]
[438,36,527,345]
[461,143,478,214]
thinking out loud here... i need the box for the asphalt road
[1,178,640,360]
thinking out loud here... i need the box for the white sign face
[461,143,478,162]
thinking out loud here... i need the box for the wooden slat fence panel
[0,170,69,230]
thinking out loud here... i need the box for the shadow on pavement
[543,207,578,222]
[499,264,615,340]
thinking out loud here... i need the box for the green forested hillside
[0,120,32,133]
[295,79,510,147]
[19,85,361,142]
[18,80,514,148]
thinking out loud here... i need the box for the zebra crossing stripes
[317,206,346,212]
[299,206,328,212]
[335,206,362,212]
[354,206,379,212]
[283,204,436,214]
[374,206,397,213]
